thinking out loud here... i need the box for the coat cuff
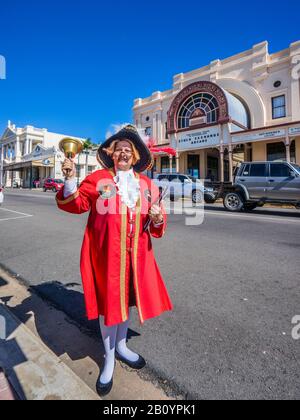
[56,187,80,205]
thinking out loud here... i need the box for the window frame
[270,163,291,178]
[177,93,219,129]
[272,95,286,120]
[249,163,268,178]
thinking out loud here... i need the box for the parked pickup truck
[221,161,300,212]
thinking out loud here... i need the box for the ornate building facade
[0,122,101,187]
[133,41,300,181]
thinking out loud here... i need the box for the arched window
[178,93,219,129]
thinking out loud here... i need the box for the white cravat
[113,168,140,210]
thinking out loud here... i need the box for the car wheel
[243,203,257,212]
[204,193,217,204]
[192,190,203,204]
[43,187,47,192]
[224,192,244,212]
[52,187,57,193]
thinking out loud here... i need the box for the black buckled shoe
[96,362,115,397]
[96,374,113,397]
[116,351,146,370]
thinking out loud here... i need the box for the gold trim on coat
[132,176,144,323]
[120,202,128,322]
[56,190,80,206]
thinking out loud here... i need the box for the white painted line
[0,208,33,222]
[4,193,55,200]
[165,206,300,224]
[0,216,33,222]
[204,210,300,224]
[0,208,33,217]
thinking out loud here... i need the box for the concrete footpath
[0,304,100,400]
[0,267,174,401]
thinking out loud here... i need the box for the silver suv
[223,161,300,212]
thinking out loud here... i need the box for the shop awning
[3,157,54,171]
[150,147,176,156]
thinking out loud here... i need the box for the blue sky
[0,0,299,143]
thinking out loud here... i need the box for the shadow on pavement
[1,280,140,371]
[0,281,27,400]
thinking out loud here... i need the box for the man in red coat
[57,124,173,396]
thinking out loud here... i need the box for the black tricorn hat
[97,124,154,173]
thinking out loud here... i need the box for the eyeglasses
[114,148,133,156]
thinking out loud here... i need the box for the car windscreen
[54,179,64,183]
[291,163,300,174]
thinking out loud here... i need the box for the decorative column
[228,145,233,183]
[16,136,21,158]
[25,138,29,155]
[219,124,224,182]
[156,111,163,144]
[285,136,291,163]
[176,152,180,173]
[169,155,173,174]
[152,115,157,141]
[219,147,224,183]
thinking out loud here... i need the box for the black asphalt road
[1,189,300,400]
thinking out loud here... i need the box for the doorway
[187,155,200,178]
[207,156,219,181]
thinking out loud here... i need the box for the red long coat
[56,168,173,326]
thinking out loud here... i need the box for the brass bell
[59,137,83,159]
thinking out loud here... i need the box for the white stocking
[116,311,139,363]
[99,317,118,384]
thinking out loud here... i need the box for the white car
[153,173,217,204]
[0,187,4,206]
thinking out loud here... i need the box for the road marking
[4,192,55,199]
[204,210,300,224]
[165,205,300,224]
[0,208,33,222]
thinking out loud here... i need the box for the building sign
[289,127,300,136]
[177,127,220,150]
[232,129,286,143]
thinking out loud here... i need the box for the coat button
[127,233,134,238]
[126,247,132,253]
[128,219,135,225]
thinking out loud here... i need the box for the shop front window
[187,155,200,179]
[161,156,176,174]
[207,156,218,181]
[267,142,286,161]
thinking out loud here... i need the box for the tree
[83,138,94,177]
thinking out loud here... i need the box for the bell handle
[64,152,74,177]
